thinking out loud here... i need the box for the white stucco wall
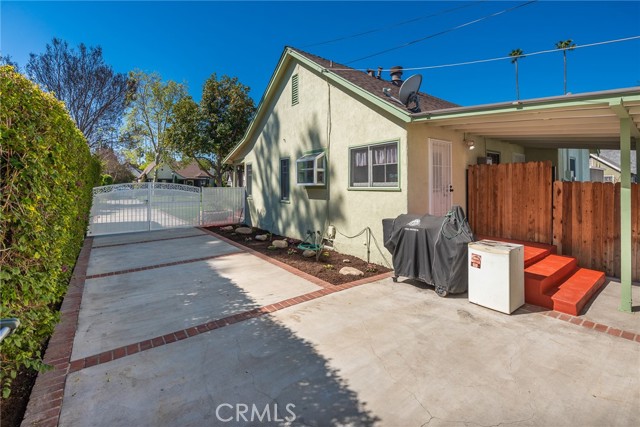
[234,56,531,266]
[238,61,408,266]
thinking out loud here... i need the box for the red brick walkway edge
[21,237,94,427]
[518,303,640,343]
[91,232,204,249]
[67,270,393,374]
[19,231,392,427]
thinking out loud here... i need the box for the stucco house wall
[238,60,409,265]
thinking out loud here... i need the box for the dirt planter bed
[204,225,391,285]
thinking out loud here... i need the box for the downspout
[324,75,332,237]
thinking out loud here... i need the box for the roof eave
[224,47,412,164]
[411,87,640,122]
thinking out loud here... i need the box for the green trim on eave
[224,47,412,164]
[411,91,640,123]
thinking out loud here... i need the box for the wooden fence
[467,162,639,281]
[553,182,639,280]
[467,161,553,244]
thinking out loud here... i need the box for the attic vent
[291,74,299,106]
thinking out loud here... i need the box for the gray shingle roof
[291,48,459,113]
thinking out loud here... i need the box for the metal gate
[88,183,244,236]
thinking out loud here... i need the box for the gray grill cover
[383,206,474,294]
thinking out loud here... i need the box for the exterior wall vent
[291,74,299,106]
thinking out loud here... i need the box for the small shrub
[100,174,114,186]
[323,264,334,270]
[286,248,297,256]
[365,264,379,273]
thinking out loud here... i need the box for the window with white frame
[296,152,325,186]
[349,142,398,188]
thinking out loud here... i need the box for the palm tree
[509,49,525,100]
[555,39,576,94]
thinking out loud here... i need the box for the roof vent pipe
[367,69,375,77]
[390,66,403,86]
[376,67,382,79]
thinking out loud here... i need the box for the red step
[474,236,605,316]
[524,246,553,268]
[525,255,577,294]
[551,268,606,316]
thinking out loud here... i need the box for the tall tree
[26,38,132,149]
[509,49,525,100]
[555,39,576,95]
[166,73,255,186]
[123,70,187,181]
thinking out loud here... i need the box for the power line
[327,35,640,73]
[345,0,538,65]
[302,1,486,49]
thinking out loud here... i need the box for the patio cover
[413,87,640,312]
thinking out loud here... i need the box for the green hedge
[0,66,101,398]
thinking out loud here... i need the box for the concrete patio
[22,228,640,427]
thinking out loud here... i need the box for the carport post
[619,117,632,313]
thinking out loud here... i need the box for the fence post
[147,183,152,231]
[619,117,633,313]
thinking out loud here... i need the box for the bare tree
[26,38,132,149]
[123,70,187,181]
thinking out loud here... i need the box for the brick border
[92,232,205,249]
[21,237,94,427]
[198,227,336,289]
[68,270,393,373]
[518,303,639,343]
[82,251,243,280]
[20,230,392,426]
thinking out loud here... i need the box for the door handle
[449,185,454,193]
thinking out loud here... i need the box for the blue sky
[2,1,639,106]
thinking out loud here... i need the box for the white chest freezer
[468,240,524,314]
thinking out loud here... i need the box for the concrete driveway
[22,228,640,427]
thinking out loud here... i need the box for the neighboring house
[174,161,215,187]
[224,46,640,265]
[590,150,638,183]
[126,164,142,180]
[138,160,214,187]
[523,148,591,181]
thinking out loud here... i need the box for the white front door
[429,138,453,216]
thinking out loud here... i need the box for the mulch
[204,225,391,285]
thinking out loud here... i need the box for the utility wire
[345,0,537,65]
[302,1,485,49]
[329,35,640,73]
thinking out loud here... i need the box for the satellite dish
[400,74,422,112]
[398,74,422,105]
